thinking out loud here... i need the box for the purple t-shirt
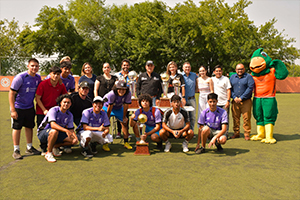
[198,107,228,130]
[79,107,110,130]
[133,107,162,127]
[45,74,75,92]
[10,71,41,109]
[38,106,74,132]
[103,90,131,110]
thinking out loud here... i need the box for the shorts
[79,130,113,147]
[166,128,186,139]
[37,128,68,144]
[145,124,160,136]
[11,107,35,130]
[202,125,228,139]
[103,106,124,122]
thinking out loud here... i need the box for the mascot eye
[261,52,268,57]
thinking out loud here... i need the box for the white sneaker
[64,148,72,154]
[182,140,189,152]
[164,141,172,152]
[52,147,62,157]
[45,152,56,163]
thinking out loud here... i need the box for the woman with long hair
[78,62,97,99]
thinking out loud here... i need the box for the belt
[187,96,195,100]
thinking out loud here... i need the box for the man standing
[77,96,112,157]
[136,60,163,106]
[212,65,231,129]
[36,66,67,127]
[37,94,78,163]
[60,61,75,93]
[230,64,254,140]
[195,93,228,154]
[159,95,194,153]
[181,62,198,131]
[9,58,42,159]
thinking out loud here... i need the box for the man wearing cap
[103,80,133,149]
[36,66,68,127]
[136,60,163,106]
[77,96,113,157]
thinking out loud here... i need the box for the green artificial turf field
[0,92,299,199]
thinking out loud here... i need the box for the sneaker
[64,148,72,154]
[156,141,163,150]
[124,142,133,150]
[102,143,110,152]
[195,146,205,154]
[81,149,93,158]
[90,142,98,154]
[164,141,172,152]
[116,132,122,139]
[182,140,189,152]
[25,146,41,155]
[12,150,23,160]
[128,134,132,138]
[45,152,56,163]
[41,151,47,156]
[52,147,62,157]
[215,140,223,152]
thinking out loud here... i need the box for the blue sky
[1,0,299,64]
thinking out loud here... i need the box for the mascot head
[250,48,272,74]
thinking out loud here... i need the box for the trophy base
[128,98,139,108]
[134,141,150,156]
[159,98,170,107]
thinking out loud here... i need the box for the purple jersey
[198,107,228,130]
[103,90,131,110]
[45,74,75,92]
[133,107,162,127]
[79,107,110,130]
[10,71,41,109]
[38,106,74,132]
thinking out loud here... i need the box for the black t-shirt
[96,75,118,97]
[136,72,162,99]
[69,92,92,119]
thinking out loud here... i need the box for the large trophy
[172,78,181,95]
[159,73,171,107]
[128,71,139,108]
[134,114,150,155]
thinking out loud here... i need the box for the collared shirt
[45,74,75,92]
[77,107,110,132]
[136,72,162,99]
[103,90,131,110]
[198,107,228,130]
[182,71,198,99]
[133,107,162,127]
[230,73,254,101]
[116,71,130,86]
[163,108,189,130]
[10,71,41,109]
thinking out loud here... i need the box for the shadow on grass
[274,133,300,142]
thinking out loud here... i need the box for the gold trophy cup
[134,113,150,155]
[159,73,171,107]
[128,71,139,108]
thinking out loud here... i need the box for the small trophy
[134,114,150,155]
[160,73,171,107]
[128,71,139,108]
[172,78,181,95]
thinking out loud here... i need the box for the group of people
[9,56,255,162]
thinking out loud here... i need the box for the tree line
[1,0,299,76]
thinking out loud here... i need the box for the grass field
[0,92,299,199]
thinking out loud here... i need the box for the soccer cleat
[45,152,56,163]
[52,147,62,157]
[182,140,189,152]
[12,150,23,160]
[81,150,93,158]
[64,148,72,153]
[215,140,223,152]
[90,142,98,154]
[124,142,133,150]
[195,147,205,154]
[102,143,110,152]
[164,141,172,152]
[25,146,41,155]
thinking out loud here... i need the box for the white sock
[14,145,20,151]
[27,143,32,150]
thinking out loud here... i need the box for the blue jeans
[186,98,196,131]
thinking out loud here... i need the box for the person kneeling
[37,94,78,163]
[77,96,112,157]
[159,95,194,152]
[130,94,162,150]
[195,93,228,154]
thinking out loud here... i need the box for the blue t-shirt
[78,74,97,99]
[77,107,110,131]
[198,107,228,130]
[10,71,41,109]
[38,106,74,132]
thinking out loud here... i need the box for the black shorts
[167,129,185,139]
[12,108,35,130]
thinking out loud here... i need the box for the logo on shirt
[64,118,68,124]
[141,77,147,80]
[154,77,159,80]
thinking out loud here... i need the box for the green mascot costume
[249,48,288,144]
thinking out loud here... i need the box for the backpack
[139,107,164,119]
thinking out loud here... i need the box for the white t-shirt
[212,75,231,106]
